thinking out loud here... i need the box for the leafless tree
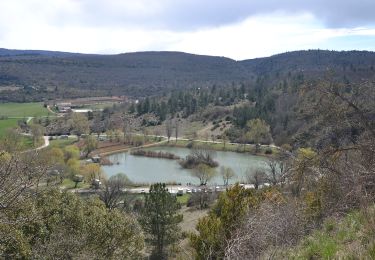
[99,173,131,210]
[221,133,228,150]
[122,115,132,144]
[191,164,216,186]
[174,118,179,143]
[265,159,289,186]
[165,118,173,142]
[225,200,305,259]
[0,150,50,214]
[246,168,267,189]
[220,166,236,187]
[191,145,217,163]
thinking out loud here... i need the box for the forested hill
[240,50,375,77]
[1,48,375,101]
[0,48,86,57]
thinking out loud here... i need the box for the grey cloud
[51,0,375,30]
[163,0,375,29]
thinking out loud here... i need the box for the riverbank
[90,134,285,160]
[161,139,280,158]
[131,149,180,160]
[91,137,168,157]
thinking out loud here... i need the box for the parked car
[186,189,192,193]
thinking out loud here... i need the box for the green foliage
[220,166,236,186]
[0,129,24,152]
[69,113,89,137]
[176,194,191,205]
[63,145,80,162]
[280,207,375,259]
[190,184,261,259]
[0,189,144,259]
[140,183,182,259]
[83,134,98,157]
[244,118,272,145]
[191,164,216,186]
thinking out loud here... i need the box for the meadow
[0,118,19,136]
[0,102,50,117]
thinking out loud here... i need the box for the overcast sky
[1,0,375,60]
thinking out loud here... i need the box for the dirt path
[36,136,50,150]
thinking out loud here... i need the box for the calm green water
[102,146,269,185]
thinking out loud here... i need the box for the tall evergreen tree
[140,183,182,259]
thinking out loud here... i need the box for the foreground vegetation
[0,50,374,259]
[281,207,375,259]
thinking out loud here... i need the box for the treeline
[132,84,251,120]
[130,149,180,160]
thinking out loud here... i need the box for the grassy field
[61,178,90,190]
[0,118,19,136]
[81,102,117,110]
[0,102,50,117]
[49,137,78,149]
[177,194,191,205]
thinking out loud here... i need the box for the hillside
[0,50,252,101]
[1,49,375,102]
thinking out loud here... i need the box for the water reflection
[102,146,269,185]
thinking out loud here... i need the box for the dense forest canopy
[1,49,375,102]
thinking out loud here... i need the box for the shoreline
[95,139,168,157]
[97,138,283,160]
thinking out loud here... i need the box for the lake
[101,146,270,185]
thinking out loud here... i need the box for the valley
[1,49,374,259]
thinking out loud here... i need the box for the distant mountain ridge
[0,48,88,57]
[1,48,375,101]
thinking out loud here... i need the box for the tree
[288,148,318,197]
[70,113,89,139]
[122,116,132,144]
[246,168,267,189]
[191,184,258,259]
[0,150,50,211]
[99,173,131,209]
[63,145,80,162]
[266,159,282,186]
[221,133,228,150]
[174,118,179,142]
[0,129,23,152]
[165,118,173,142]
[140,183,182,259]
[30,123,45,147]
[220,166,236,186]
[191,164,216,186]
[83,135,98,157]
[0,189,144,259]
[72,174,84,188]
[81,163,104,183]
[245,118,272,148]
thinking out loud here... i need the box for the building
[56,103,72,113]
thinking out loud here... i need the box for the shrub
[265,148,273,154]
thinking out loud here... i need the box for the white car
[186,189,192,193]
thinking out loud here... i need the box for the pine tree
[140,183,182,259]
